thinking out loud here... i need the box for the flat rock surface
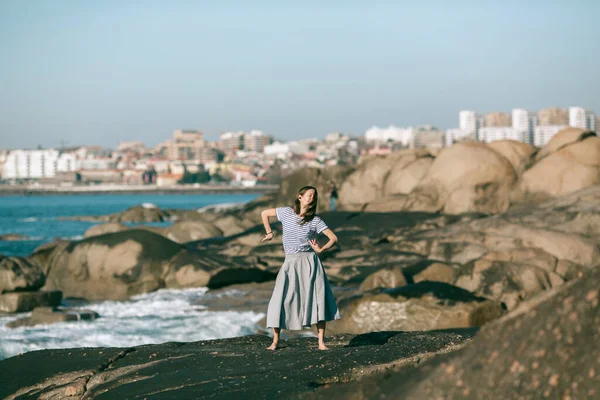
[0,329,476,399]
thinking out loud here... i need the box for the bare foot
[318,343,329,351]
[267,342,278,351]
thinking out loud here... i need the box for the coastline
[0,183,278,196]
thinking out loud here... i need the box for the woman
[260,185,341,351]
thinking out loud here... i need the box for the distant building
[1,149,77,180]
[243,130,271,153]
[364,126,413,147]
[586,111,597,132]
[459,110,481,135]
[512,108,538,144]
[569,107,587,129]
[117,141,146,152]
[538,107,568,126]
[155,130,205,160]
[411,126,445,149]
[220,131,244,153]
[478,127,523,143]
[533,125,568,147]
[484,112,512,127]
[264,141,310,158]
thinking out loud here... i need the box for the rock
[387,263,600,399]
[6,306,100,328]
[0,330,476,399]
[383,155,434,196]
[0,290,62,313]
[212,215,254,236]
[410,262,457,284]
[339,150,434,209]
[328,281,504,334]
[486,140,536,175]
[414,142,517,214]
[162,220,223,243]
[277,165,353,211]
[359,266,407,292]
[41,229,275,301]
[519,135,600,199]
[111,205,171,223]
[535,127,595,161]
[84,222,127,238]
[0,234,30,241]
[0,255,45,293]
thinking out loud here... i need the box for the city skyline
[1,1,599,149]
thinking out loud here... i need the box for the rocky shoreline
[0,329,477,399]
[1,128,599,398]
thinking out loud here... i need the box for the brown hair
[292,185,318,225]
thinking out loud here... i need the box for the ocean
[0,193,266,360]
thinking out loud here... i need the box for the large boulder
[486,140,536,175]
[42,229,182,300]
[277,165,353,211]
[84,222,127,238]
[162,221,223,243]
[328,281,504,334]
[519,135,600,199]
[535,127,595,161]
[110,204,171,223]
[339,150,434,209]
[0,255,45,293]
[40,229,275,301]
[411,142,517,214]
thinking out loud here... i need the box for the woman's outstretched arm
[260,208,277,242]
[309,228,338,253]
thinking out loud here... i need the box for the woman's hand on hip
[261,232,274,242]
[309,239,323,253]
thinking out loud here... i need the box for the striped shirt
[276,206,329,254]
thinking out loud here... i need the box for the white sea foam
[20,217,38,222]
[197,202,244,213]
[60,235,84,241]
[141,203,158,209]
[0,287,265,360]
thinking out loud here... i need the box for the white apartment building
[1,149,78,180]
[364,126,414,147]
[511,108,538,144]
[569,107,587,129]
[263,141,309,158]
[459,110,480,135]
[533,125,568,147]
[478,127,523,143]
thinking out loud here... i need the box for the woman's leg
[267,327,281,350]
[316,321,329,350]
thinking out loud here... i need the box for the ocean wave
[0,286,265,360]
[19,217,39,222]
[197,202,244,213]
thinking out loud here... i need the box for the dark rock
[0,329,476,399]
[6,306,100,328]
[328,281,504,334]
[0,255,45,293]
[313,264,600,400]
[0,290,62,313]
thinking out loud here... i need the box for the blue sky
[0,0,598,149]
